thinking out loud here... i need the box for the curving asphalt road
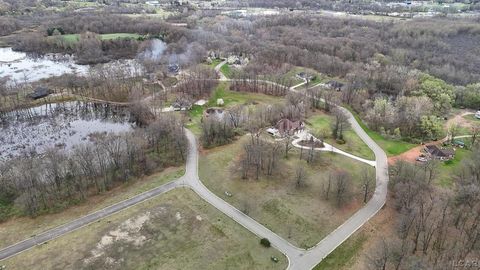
[0,73,389,270]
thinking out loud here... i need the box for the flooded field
[0,47,142,84]
[0,102,133,161]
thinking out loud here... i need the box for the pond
[0,102,134,161]
[0,47,141,84]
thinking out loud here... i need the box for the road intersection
[0,73,389,270]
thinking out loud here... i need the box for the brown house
[276,119,304,136]
[424,145,454,161]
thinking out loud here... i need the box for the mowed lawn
[61,33,143,43]
[437,146,472,187]
[199,136,375,248]
[0,167,184,250]
[3,189,286,270]
[307,112,375,160]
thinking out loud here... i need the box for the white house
[475,111,480,119]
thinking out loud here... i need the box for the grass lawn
[209,58,223,68]
[3,189,286,270]
[266,66,329,87]
[347,107,416,156]
[0,167,184,250]
[437,147,471,187]
[61,33,143,43]
[313,231,367,270]
[463,114,480,124]
[199,136,375,248]
[306,111,375,160]
[185,83,284,135]
[220,63,233,78]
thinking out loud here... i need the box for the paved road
[0,75,389,270]
[0,180,181,261]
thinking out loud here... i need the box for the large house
[276,119,304,136]
[424,145,454,161]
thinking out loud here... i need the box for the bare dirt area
[3,189,286,270]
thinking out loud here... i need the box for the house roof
[425,145,454,157]
[276,119,303,135]
[29,86,50,99]
[327,80,344,89]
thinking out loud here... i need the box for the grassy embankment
[346,107,416,156]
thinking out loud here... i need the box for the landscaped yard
[3,189,286,270]
[306,112,375,160]
[199,135,375,248]
[262,66,329,87]
[185,82,284,135]
[437,146,472,187]
[347,107,416,156]
[0,167,184,250]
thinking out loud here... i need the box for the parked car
[416,157,428,162]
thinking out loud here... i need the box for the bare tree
[294,166,308,189]
[361,170,374,203]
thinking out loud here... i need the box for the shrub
[260,238,271,247]
[336,138,346,144]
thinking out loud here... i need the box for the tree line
[0,114,186,220]
[368,149,480,269]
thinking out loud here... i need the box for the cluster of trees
[368,152,480,269]
[176,66,218,99]
[0,115,186,219]
[226,0,480,13]
[240,135,281,180]
[229,76,289,96]
[10,14,188,64]
[343,72,456,141]
[201,92,308,148]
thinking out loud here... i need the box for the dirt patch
[84,211,153,264]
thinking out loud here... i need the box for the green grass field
[61,33,143,43]
[347,107,416,156]
[307,112,375,160]
[4,189,286,270]
[437,147,471,187]
[199,135,374,248]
